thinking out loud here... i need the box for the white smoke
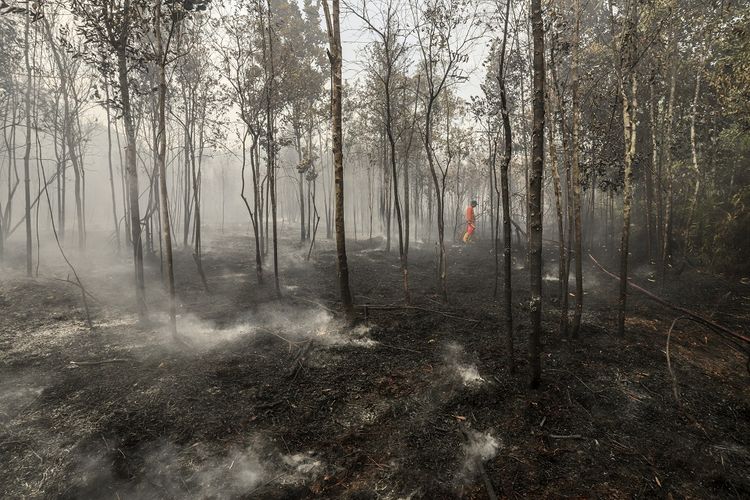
[444,343,485,387]
[461,430,500,478]
[72,439,324,499]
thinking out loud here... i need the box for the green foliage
[708,9,750,130]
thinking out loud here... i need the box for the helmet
[470,200,478,207]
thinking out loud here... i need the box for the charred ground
[1,230,748,499]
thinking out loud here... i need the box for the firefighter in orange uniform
[463,200,478,243]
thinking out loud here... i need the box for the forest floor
[0,227,749,499]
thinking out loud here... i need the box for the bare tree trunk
[548,94,567,336]
[264,0,281,296]
[154,7,177,337]
[498,0,515,373]
[115,120,130,246]
[685,65,702,252]
[23,6,33,276]
[182,106,191,248]
[404,84,419,254]
[323,0,354,319]
[255,136,265,255]
[383,56,410,303]
[296,125,306,241]
[264,169,269,256]
[647,79,657,262]
[242,131,263,282]
[71,129,84,249]
[189,114,209,291]
[569,0,583,338]
[41,18,86,251]
[617,3,638,336]
[529,0,545,388]
[425,100,448,302]
[660,33,677,281]
[104,81,121,251]
[548,36,568,338]
[368,165,373,239]
[119,34,147,320]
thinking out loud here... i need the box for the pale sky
[337,4,492,104]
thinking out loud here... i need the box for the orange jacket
[466,205,476,225]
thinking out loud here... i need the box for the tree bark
[548,35,568,338]
[647,78,657,262]
[23,5,33,276]
[497,0,515,373]
[570,0,583,337]
[322,0,354,319]
[529,0,545,388]
[685,65,702,252]
[154,6,177,337]
[104,81,120,251]
[660,32,677,280]
[617,3,638,336]
[118,2,147,320]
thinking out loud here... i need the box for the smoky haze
[1,0,749,497]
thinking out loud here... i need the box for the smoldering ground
[1,225,749,498]
[0,232,501,498]
[67,438,324,499]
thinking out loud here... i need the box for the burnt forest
[0,0,749,497]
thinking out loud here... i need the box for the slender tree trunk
[529,0,545,388]
[647,79,657,262]
[41,18,85,250]
[384,61,410,303]
[23,6,33,277]
[297,127,306,241]
[548,37,568,338]
[491,137,499,296]
[243,132,263,281]
[425,102,448,302]
[404,83,419,254]
[154,8,177,337]
[570,0,583,337]
[617,4,638,336]
[264,0,280,296]
[661,33,677,280]
[115,120,130,246]
[685,65,702,252]
[323,0,354,319]
[183,106,191,248]
[264,169,269,256]
[498,1,515,373]
[548,96,567,335]
[119,40,147,320]
[104,81,121,250]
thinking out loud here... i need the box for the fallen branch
[664,316,709,434]
[39,164,93,329]
[68,358,133,367]
[588,254,750,348]
[7,169,60,237]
